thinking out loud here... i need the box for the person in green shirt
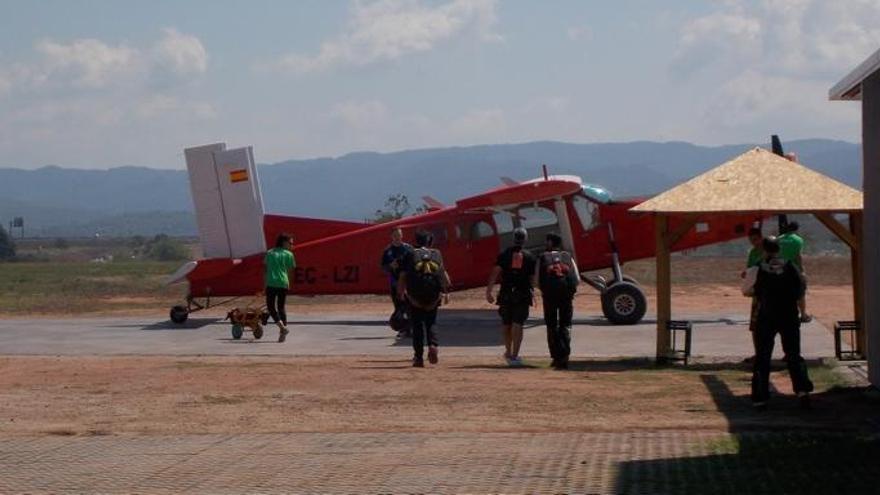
[265,233,296,342]
[778,221,811,322]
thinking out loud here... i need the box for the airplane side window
[492,212,514,234]
[572,195,598,231]
[518,206,557,229]
[471,221,495,240]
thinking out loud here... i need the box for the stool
[667,320,692,365]
[834,321,863,361]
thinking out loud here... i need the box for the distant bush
[0,225,15,261]
[143,235,189,261]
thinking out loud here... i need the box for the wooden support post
[851,213,866,355]
[655,214,671,362]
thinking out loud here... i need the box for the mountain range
[0,139,861,237]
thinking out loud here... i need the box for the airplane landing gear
[600,281,647,325]
[581,222,648,325]
[170,305,189,324]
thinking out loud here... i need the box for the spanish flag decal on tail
[229,168,249,183]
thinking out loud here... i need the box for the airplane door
[458,217,499,285]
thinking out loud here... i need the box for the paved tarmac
[0,310,833,359]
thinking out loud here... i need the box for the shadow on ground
[613,368,880,494]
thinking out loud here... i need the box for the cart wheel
[253,324,264,340]
[170,305,189,324]
[231,324,244,340]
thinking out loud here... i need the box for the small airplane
[167,142,756,326]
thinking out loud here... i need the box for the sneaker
[277,324,289,343]
[412,357,424,368]
[554,360,569,371]
[509,357,523,367]
[428,346,439,364]
[798,392,812,410]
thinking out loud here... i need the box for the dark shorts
[499,303,530,325]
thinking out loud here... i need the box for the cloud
[274,0,501,74]
[0,28,208,94]
[152,28,208,78]
[33,38,142,89]
[450,108,506,138]
[566,26,593,42]
[672,0,880,79]
[330,99,390,130]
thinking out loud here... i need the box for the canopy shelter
[631,147,864,361]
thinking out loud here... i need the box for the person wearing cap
[486,227,536,367]
[777,221,811,322]
[751,236,814,410]
[535,232,579,370]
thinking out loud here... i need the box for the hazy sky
[1,0,878,169]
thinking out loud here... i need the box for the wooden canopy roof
[631,147,862,214]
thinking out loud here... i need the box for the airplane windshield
[582,184,612,204]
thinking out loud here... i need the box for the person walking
[486,227,536,367]
[535,233,579,370]
[751,236,814,410]
[398,231,451,368]
[265,232,296,343]
[381,227,412,339]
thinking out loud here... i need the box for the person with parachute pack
[485,227,536,367]
[535,232,579,370]
[380,227,412,339]
[398,230,451,368]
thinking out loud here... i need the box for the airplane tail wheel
[253,325,264,340]
[601,282,647,325]
[231,324,244,340]
[170,305,189,324]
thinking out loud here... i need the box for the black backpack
[407,248,443,307]
[540,251,577,297]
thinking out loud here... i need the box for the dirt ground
[0,355,870,437]
[0,256,864,438]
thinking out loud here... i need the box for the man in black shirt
[486,227,536,367]
[751,236,814,410]
[536,232,579,370]
[380,227,412,338]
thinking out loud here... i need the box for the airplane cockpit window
[572,195,598,231]
[425,224,448,247]
[492,212,514,234]
[471,221,495,240]
[518,207,557,229]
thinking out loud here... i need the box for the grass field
[0,254,855,316]
[0,261,182,314]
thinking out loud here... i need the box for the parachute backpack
[407,247,443,307]
[540,250,578,297]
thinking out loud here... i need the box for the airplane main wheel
[231,324,244,340]
[253,325,264,339]
[170,305,189,324]
[601,282,647,325]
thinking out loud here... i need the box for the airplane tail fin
[184,143,266,259]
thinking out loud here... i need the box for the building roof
[631,147,863,214]
[830,47,880,101]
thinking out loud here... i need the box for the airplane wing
[422,196,445,210]
[456,177,583,211]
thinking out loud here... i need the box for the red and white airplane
[168,143,756,325]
